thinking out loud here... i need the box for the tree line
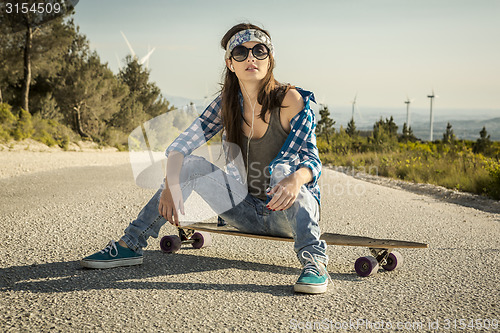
[315,105,500,199]
[315,105,496,157]
[0,6,173,149]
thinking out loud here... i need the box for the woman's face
[226,41,270,83]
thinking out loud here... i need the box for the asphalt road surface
[0,162,498,332]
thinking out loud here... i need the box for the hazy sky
[73,0,500,115]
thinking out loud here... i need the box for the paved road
[0,163,498,332]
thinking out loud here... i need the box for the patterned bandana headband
[224,29,275,60]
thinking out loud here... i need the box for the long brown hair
[220,23,291,148]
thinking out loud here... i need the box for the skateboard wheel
[160,235,182,253]
[191,232,212,249]
[382,251,403,271]
[355,256,379,277]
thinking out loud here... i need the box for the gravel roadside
[0,152,498,332]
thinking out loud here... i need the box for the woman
[81,23,330,294]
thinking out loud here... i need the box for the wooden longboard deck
[181,222,428,249]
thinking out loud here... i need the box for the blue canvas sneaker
[294,251,331,294]
[80,240,143,269]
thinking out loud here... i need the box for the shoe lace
[301,251,332,285]
[100,240,118,258]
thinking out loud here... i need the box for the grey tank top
[240,107,289,200]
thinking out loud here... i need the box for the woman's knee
[183,155,209,171]
[288,191,320,222]
[177,155,211,181]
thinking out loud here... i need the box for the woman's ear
[226,58,234,72]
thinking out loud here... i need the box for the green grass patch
[319,136,500,200]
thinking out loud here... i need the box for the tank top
[239,107,289,200]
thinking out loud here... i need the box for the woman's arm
[267,88,319,211]
[161,95,223,225]
[165,94,223,158]
[282,88,321,185]
[288,88,322,187]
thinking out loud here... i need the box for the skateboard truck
[178,228,195,241]
[370,248,392,267]
[355,248,404,277]
[160,227,212,253]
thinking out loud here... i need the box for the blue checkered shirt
[165,87,322,204]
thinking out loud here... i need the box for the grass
[320,140,500,200]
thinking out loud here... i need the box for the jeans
[121,155,328,266]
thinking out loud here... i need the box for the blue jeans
[121,155,328,266]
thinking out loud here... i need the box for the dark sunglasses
[231,43,270,62]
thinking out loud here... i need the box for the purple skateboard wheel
[355,256,379,277]
[160,235,182,253]
[191,232,212,249]
[382,251,403,271]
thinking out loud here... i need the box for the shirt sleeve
[165,94,223,158]
[290,89,322,186]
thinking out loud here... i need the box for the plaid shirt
[165,87,322,204]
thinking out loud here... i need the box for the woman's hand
[266,175,302,211]
[158,184,184,226]
[266,167,313,211]
[161,151,185,226]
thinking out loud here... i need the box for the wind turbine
[427,89,439,141]
[350,93,363,122]
[120,31,156,68]
[145,44,153,68]
[404,96,415,128]
[351,93,357,120]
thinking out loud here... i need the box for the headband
[224,29,274,60]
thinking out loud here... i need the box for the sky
[72,0,500,121]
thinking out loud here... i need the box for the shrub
[0,103,16,142]
[0,103,16,124]
[316,139,330,153]
[13,109,34,140]
[486,161,500,199]
[31,115,74,149]
[34,129,57,146]
[103,127,129,149]
[38,93,62,121]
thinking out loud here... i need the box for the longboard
[160,222,428,277]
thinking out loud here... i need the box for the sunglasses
[231,43,270,62]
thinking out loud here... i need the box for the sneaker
[294,251,330,294]
[80,240,143,269]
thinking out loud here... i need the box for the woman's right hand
[159,184,184,226]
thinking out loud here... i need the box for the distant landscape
[330,107,500,142]
[169,95,500,142]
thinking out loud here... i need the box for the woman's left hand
[266,175,302,211]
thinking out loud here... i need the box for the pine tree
[112,56,172,133]
[408,126,414,138]
[386,116,398,136]
[117,55,171,118]
[473,126,492,154]
[373,116,398,141]
[55,31,127,140]
[401,122,417,142]
[316,104,335,144]
[442,122,456,144]
[346,117,358,137]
